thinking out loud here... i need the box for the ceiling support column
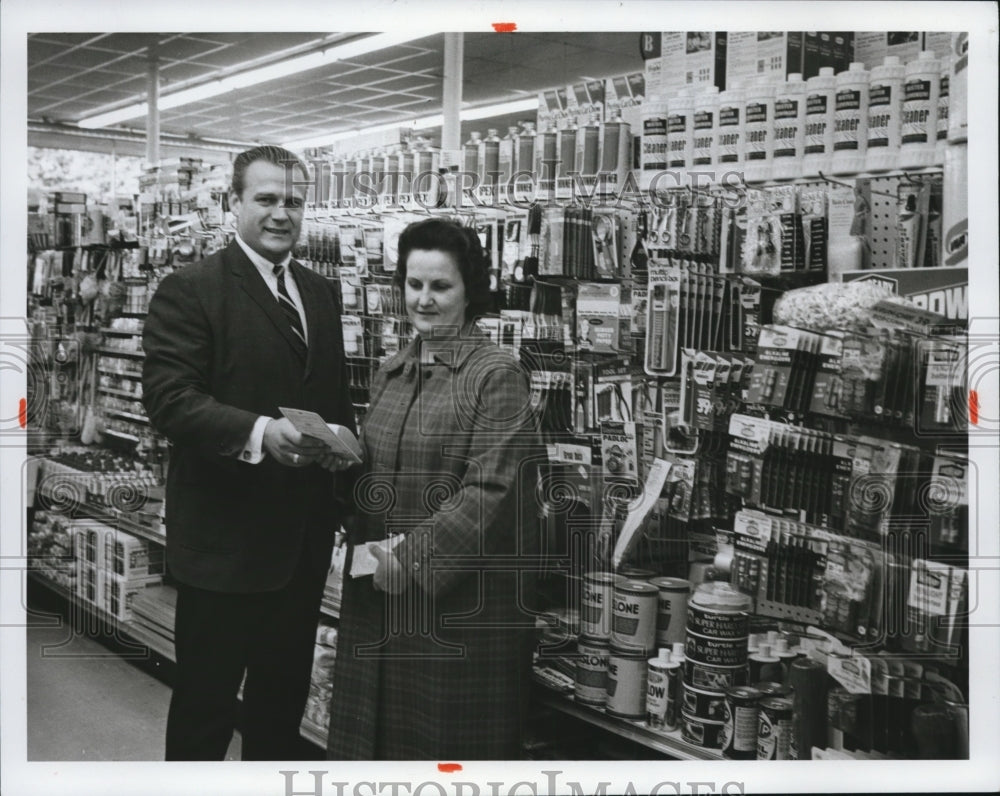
[146,45,160,167]
[441,33,463,153]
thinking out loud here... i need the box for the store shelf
[532,680,725,761]
[98,347,145,359]
[104,409,150,424]
[100,328,143,336]
[97,386,143,399]
[98,368,143,380]
[102,428,141,443]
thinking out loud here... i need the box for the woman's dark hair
[394,217,492,322]
[231,145,310,198]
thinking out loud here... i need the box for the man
[142,145,357,761]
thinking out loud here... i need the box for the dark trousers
[164,556,326,761]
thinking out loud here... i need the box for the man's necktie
[273,264,307,358]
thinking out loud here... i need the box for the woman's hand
[371,543,406,594]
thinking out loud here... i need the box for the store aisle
[26,608,241,761]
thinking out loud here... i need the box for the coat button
[412,561,421,571]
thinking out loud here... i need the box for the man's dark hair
[230,145,311,198]
[394,217,492,322]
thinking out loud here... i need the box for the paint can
[649,576,691,646]
[574,636,610,707]
[611,580,659,653]
[581,571,618,640]
[605,645,648,720]
[681,682,728,722]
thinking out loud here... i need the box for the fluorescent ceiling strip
[283,97,539,150]
[78,32,430,129]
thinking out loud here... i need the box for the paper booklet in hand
[279,407,363,464]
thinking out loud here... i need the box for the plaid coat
[326,330,542,760]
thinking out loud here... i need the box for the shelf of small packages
[531,675,724,761]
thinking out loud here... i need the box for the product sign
[841,267,968,321]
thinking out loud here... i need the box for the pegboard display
[858,169,944,271]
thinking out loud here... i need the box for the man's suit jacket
[142,241,356,593]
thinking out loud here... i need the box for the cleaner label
[667,112,689,168]
[937,74,950,141]
[717,106,741,163]
[867,83,893,147]
[833,89,862,151]
[902,79,932,144]
[773,99,800,159]
[744,102,769,161]
[804,94,830,154]
[692,110,714,165]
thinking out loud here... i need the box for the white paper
[611,457,671,569]
[349,534,406,578]
[278,407,363,463]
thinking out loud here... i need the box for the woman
[326,217,542,760]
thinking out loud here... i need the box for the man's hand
[316,450,360,472]
[262,417,328,467]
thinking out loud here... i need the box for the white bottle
[899,51,941,169]
[743,77,776,183]
[691,85,719,177]
[666,88,695,185]
[772,73,807,180]
[865,56,905,172]
[831,62,870,176]
[935,55,953,166]
[947,32,969,144]
[640,95,670,190]
[801,67,837,177]
[715,81,746,179]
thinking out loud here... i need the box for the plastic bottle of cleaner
[691,85,720,177]
[934,55,953,166]
[801,67,837,177]
[516,120,536,181]
[772,73,807,180]
[640,95,670,190]
[899,51,941,169]
[831,62,870,176]
[866,55,905,172]
[716,80,747,180]
[498,125,519,190]
[666,88,695,186]
[464,131,482,177]
[947,33,969,144]
[481,128,501,190]
[743,77,776,183]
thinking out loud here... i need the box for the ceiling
[27,31,645,158]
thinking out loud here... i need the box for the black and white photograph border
[2,1,998,795]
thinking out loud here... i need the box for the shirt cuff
[238,415,271,464]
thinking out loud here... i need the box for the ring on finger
[292,453,300,464]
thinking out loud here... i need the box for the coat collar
[384,323,490,375]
